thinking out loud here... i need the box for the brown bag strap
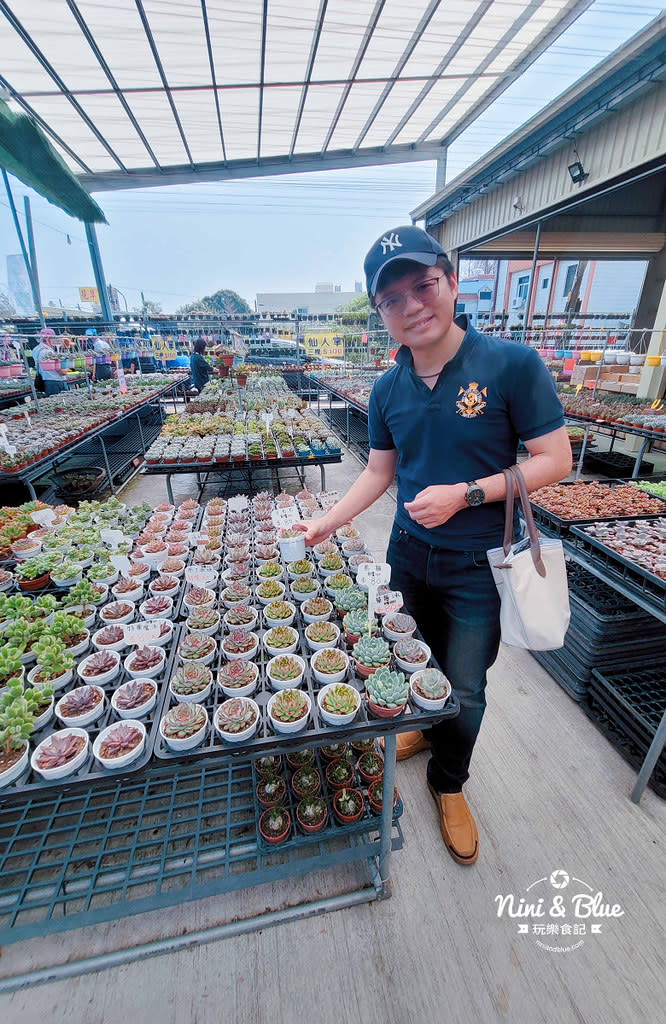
[502,467,515,556]
[507,464,546,577]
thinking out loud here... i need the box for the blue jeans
[387,523,501,793]
[43,379,69,396]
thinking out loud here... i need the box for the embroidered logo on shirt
[380,232,402,254]
[456,381,488,418]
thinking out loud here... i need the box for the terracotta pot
[333,788,364,824]
[18,572,50,591]
[296,805,328,834]
[366,697,405,719]
[258,808,291,844]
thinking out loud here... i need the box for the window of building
[517,275,530,300]
[541,277,549,289]
[563,264,577,296]
[479,289,492,300]
[455,302,466,313]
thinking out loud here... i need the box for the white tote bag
[487,466,570,651]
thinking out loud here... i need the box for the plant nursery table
[566,411,664,480]
[311,378,371,463]
[142,451,342,504]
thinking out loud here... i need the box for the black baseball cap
[364,224,447,296]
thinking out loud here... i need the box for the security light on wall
[568,148,588,184]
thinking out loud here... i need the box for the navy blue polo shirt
[368,317,564,550]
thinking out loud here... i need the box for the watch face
[466,485,485,507]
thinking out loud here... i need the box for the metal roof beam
[133,0,194,167]
[352,0,442,153]
[65,0,161,170]
[257,0,268,162]
[79,145,442,192]
[0,73,92,174]
[320,0,386,155]
[289,0,328,159]
[0,0,126,171]
[200,0,226,162]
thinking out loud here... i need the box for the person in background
[32,332,69,396]
[189,338,216,392]
[297,225,572,866]
[88,329,113,381]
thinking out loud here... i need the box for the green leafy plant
[334,587,367,614]
[0,646,23,687]
[319,552,344,571]
[264,600,293,621]
[15,554,54,581]
[258,561,282,578]
[288,558,313,576]
[297,796,326,826]
[4,619,42,656]
[162,702,206,739]
[302,597,331,617]
[343,609,377,637]
[32,636,74,683]
[216,698,257,734]
[353,635,391,668]
[313,648,347,674]
[292,766,320,795]
[257,579,283,598]
[413,668,449,700]
[0,681,35,759]
[265,625,297,650]
[291,576,317,594]
[170,662,211,695]
[270,688,308,721]
[67,579,99,611]
[322,683,358,716]
[49,611,87,646]
[366,666,408,709]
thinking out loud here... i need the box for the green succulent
[0,646,23,685]
[49,611,86,645]
[366,666,408,709]
[32,636,74,682]
[31,594,59,619]
[216,698,257,734]
[321,683,358,716]
[0,594,34,622]
[334,587,367,614]
[4,619,42,656]
[326,572,352,591]
[271,688,308,722]
[413,667,449,700]
[0,682,35,756]
[343,608,378,637]
[67,579,99,609]
[15,554,55,581]
[269,655,302,682]
[352,635,391,668]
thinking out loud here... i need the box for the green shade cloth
[0,98,106,224]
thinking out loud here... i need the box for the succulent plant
[288,558,313,576]
[297,796,326,825]
[335,788,362,817]
[15,554,55,581]
[58,685,102,719]
[326,758,354,785]
[150,574,179,593]
[225,604,255,626]
[269,655,302,682]
[326,572,352,591]
[96,625,125,645]
[260,805,290,838]
[265,625,297,649]
[305,620,337,643]
[264,600,293,621]
[114,679,155,710]
[49,611,87,646]
[67,579,99,610]
[162,702,206,739]
[313,648,347,674]
[187,586,215,607]
[366,666,408,709]
[129,645,164,671]
[103,601,133,620]
[0,682,36,756]
[334,587,367,613]
[292,766,320,795]
[32,636,74,682]
[223,629,257,655]
[302,597,331,617]
[35,732,86,770]
[99,724,143,759]
[219,660,256,688]
[171,662,211,695]
[322,683,358,716]
[320,552,344,573]
[385,612,416,634]
[179,634,215,661]
[270,687,308,722]
[216,697,257,734]
[222,582,251,604]
[81,649,119,676]
[343,609,377,637]
[352,635,391,668]
[291,577,317,594]
[258,560,282,578]
[257,579,283,598]
[187,608,219,629]
[413,667,449,699]
[0,646,23,686]
[394,638,428,664]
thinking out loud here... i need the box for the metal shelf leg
[630,708,666,803]
[377,732,396,897]
[98,435,115,494]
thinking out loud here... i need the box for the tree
[133,298,162,316]
[340,294,370,316]
[0,289,16,318]
[176,289,252,316]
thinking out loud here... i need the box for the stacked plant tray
[529,480,666,538]
[532,561,666,701]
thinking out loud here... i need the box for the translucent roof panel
[0,0,592,187]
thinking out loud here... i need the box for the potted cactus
[214,697,260,743]
[357,750,385,785]
[365,666,409,718]
[352,635,391,678]
[291,765,321,798]
[333,787,364,824]
[409,667,451,711]
[296,795,327,834]
[267,687,310,733]
[325,757,354,791]
[258,805,291,845]
[255,754,282,777]
[256,771,287,807]
[160,702,208,751]
[368,778,399,815]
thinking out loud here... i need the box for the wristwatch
[465,480,485,507]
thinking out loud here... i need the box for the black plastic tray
[530,481,666,538]
[590,665,666,746]
[569,522,666,614]
[531,648,589,702]
[583,451,654,477]
[582,692,665,799]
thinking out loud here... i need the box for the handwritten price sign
[185,567,216,588]
[101,529,129,550]
[374,590,403,615]
[271,507,299,530]
[123,622,161,645]
[356,562,390,588]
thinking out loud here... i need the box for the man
[299,225,572,865]
[189,338,215,392]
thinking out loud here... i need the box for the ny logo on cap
[380,232,402,254]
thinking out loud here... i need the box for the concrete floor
[1,442,664,1024]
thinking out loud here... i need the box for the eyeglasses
[375,275,445,318]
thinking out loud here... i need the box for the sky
[0,0,664,315]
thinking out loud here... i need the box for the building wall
[256,291,358,314]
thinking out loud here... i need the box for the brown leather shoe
[427,784,479,865]
[381,730,431,760]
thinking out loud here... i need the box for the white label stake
[123,622,161,645]
[109,554,132,578]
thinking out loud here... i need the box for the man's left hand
[404,483,467,529]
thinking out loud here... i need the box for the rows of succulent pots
[558,391,666,432]
[153,488,452,760]
[0,374,184,473]
[582,517,666,580]
[253,744,398,845]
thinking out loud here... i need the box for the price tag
[110,554,132,577]
[31,509,56,527]
[117,367,128,394]
[375,589,403,616]
[100,529,126,550]
[123,622,161,645]
[227,495,249,512]
[575,384,583,394]
[356,562,390,589]
[23,410,32,429]
[261,411,273,437]
[271,507,299,529]
[185,566,216,587]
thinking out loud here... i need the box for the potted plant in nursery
[93,720,146,769]
[187,606,221,636]
[317,682,361,726]
[223,604,258,630]
[25,678,55,731]
[55,684,105,727]
[301,596,333,623]
[286,747,314,770]
[0,684,34,786]
[357,750,384,785]
[263,600,295,628]
[304,619,340,651]
[28,636,74,690]
[0,646,25,689]
[111,678,158,718]
[367,778,398,815]
[325,756,355,791]
[160,702,208,751]
[296,795,327,834]
[311,647,349,685]
[169,662,213,702]
[50,559,83,587]
[31,728,90,780]
[383,611,416,641]
[218,659,258,698]
[125,644,166,679]
[16,554,53,591]
[77,648,121,685]
[267,687,310,733]
[343,609,378,644]
[365,666,409,718]
[263,624,299,656]
[255,754,282,777]
[214,696,260,743]
[393,637,431,673]
[333,787,364,824]
[258,804,291,845]
[410,667,451,711]
[178,632,216,666]
[291,764,321,798]
[352,635,391,679]
[222,629,259,661]
[92,624,127,652]
[256,770,287,807]
[321,741,348,762]
[266,654,306,691]
[49,611,89,657]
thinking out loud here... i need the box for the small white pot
[62,604,97,629]
[263,627,299,657]
[140,548,168,569]
[64,631,91,658]
[311,649,349,686]
[139,596,174,621]
[256,582,286,605]
[31,695,55,732]
[409,671,452,711]
[178,639,217,667]
[278,536,306,562]
[318,563,346,579]
[100,603,135,626]
[222,607,259,632]
[123,646,166,679]
[382,615,416,642]
[160,705,209,751]
[111,678,158,718]
[0,740,29,788]
[169,676,213,704]
[88,568,119,587]
[92,627,127,652]
[77,650,121,686]
[290,581,320,603]
[304,622,340,651]
[148,576,181,600]
[262,603,296,629]
[218,664,259,699]
[301,598,333,623]
[55,685,106,728]
[256,565,284,584]
[317,682,361,726]
[186,612,221,637]
[111,580,144,603]
[214,698,261,743]
[267,688,311,734]
[393,640,431,674]
[266,653,306,691]
[184,588,217,612]
[93,719,146,769]
[221,634,259,661]
[27,665,73,692]
[31,728,90,780]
